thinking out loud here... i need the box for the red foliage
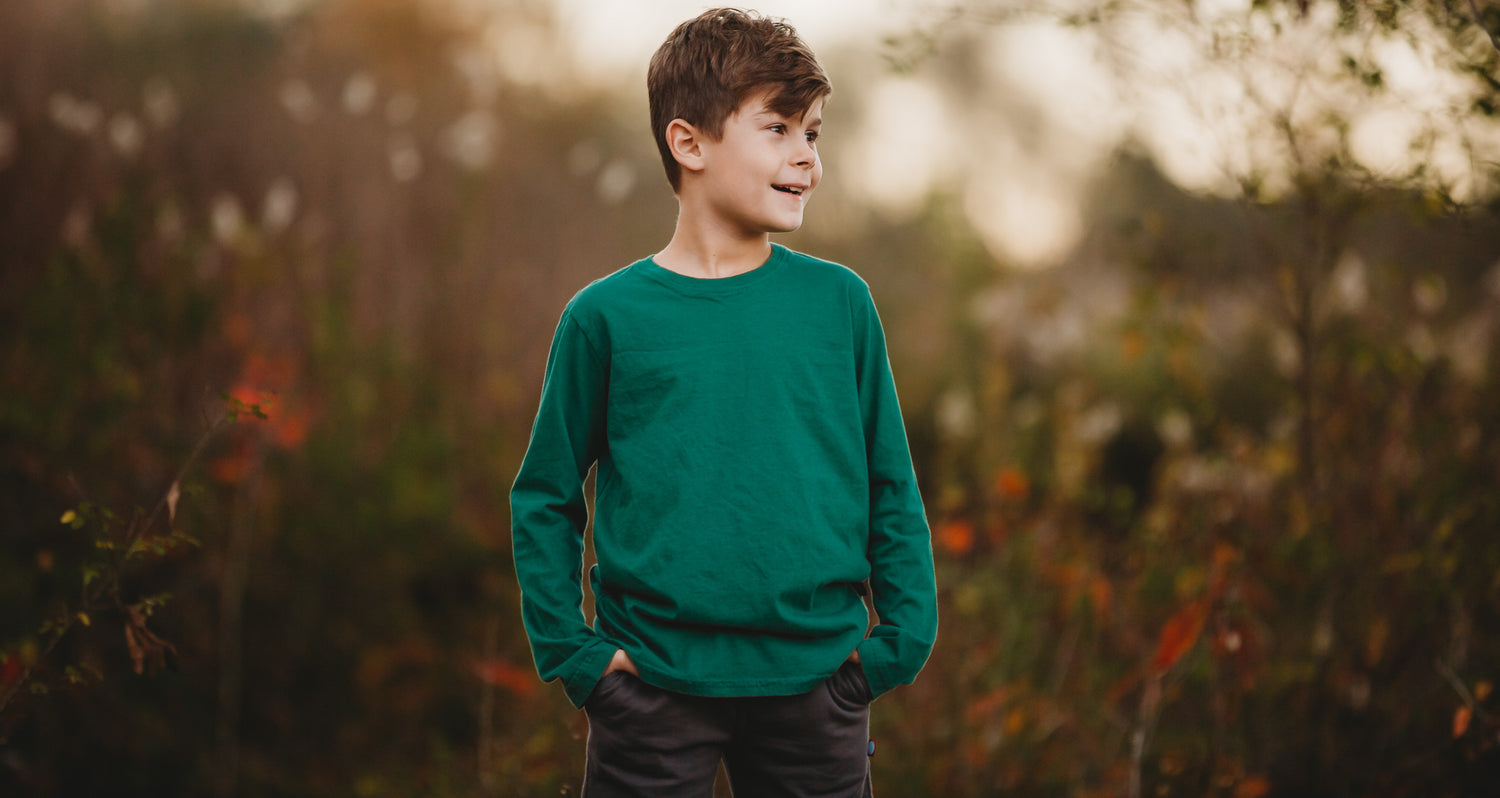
[938,519,976,556]
[1235,776,1271,797]
[1453,705,1472,738]
[211,351,317,485]
[209,436,257,485]
[1,654,21,688]
[1152,599,1210,675]
[994,467,1030,501]
[474,659,537,697]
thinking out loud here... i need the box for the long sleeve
[850,287,939,699]
[510,309,617,708]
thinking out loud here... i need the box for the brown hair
[647,8,831,191]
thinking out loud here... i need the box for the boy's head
[648,8,831,192]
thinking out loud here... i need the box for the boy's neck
[654,213,774,280]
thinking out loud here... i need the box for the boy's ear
[665,118,706,175]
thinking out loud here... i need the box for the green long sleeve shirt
[510,244,937,708]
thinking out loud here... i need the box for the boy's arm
[510,309,617,709]
[851,285,939,700]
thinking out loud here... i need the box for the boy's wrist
[604,648,639,677]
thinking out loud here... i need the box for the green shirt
[511,244,937,708]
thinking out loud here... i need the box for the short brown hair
[647,8,831,191]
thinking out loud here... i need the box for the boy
[510,8,938,796]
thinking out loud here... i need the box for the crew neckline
[637,243,790,295]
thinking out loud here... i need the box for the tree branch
[0,412,233,720]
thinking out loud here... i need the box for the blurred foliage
[1,0,1499,796]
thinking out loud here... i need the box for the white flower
[262,177,298,234]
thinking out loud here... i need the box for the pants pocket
[583,670,632,713]
[825,660,873,710]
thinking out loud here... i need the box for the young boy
[510,8,938,796]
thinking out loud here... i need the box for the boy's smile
[696,90,824,238]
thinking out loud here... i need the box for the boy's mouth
[772,184,805,195]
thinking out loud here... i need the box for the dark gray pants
[582,660,874,798]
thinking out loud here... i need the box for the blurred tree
[886,0,1500,795]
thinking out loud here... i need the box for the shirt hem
[633,667,831,699]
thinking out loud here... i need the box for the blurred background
[2,0,1498,795]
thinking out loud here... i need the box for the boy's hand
[605,648,639,677]
[847,649,861,664]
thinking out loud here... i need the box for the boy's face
[694,89,824,236]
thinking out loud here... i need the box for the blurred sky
[231,0,1495,267]
[538,0,1108,265]
[528,0,1497,268]
[549,0,933,67]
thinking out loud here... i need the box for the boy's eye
[806,130,819,143]
[768,124,787,134]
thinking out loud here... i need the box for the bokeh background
[3,0,1499,795]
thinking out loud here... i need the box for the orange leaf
[474,659,537,696]
[1234,776,1271,798]
[1453,705,1472,738]
[994,467,1030,501]
[938,519,975,556]
[227,383,275,420]
[1004,706,1026,735]
[1152,599,1209,674]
